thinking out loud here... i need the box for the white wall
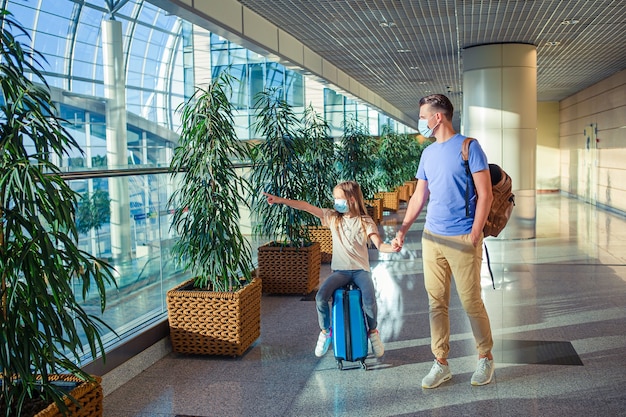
[560,69,626,212]
[537,101,560,191]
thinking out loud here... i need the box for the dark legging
[315,269,377,332]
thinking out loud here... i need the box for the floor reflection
[104,193,626,417]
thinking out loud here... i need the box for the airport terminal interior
[1,0,625,416]
[103,194,626,416]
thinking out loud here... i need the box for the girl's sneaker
[368,329,385,357]
[315,329,332,357]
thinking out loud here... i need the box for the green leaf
[168,71,253,291]
[1,10,117,416]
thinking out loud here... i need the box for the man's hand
[392,235,404,251]
[470,231,481,247]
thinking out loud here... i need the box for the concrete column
[102,19,132,260]
[463,43,537,239]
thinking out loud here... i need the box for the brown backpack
[461,138,515,238]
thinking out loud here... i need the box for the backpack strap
[462,138,476,216]
[462,137,495,290]
[461,137,474,161]
[483,242,495,289]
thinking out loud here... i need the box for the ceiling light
[545,41,561,46]
[379,21,396,28]
[560,19,580,25]
[409,66,419,70]
[397,49,411,53]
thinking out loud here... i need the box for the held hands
[391,235,404,252]
[387,242,402,253]
[377,242,401,253]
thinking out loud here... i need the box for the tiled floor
[104,193,626,417]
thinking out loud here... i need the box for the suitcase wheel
[336,360,343,370]
[360,360,367,371]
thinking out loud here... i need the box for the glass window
[265,62,284,90]
[78,6,103,29]
[8,2,37,31]
[129,38,149,62]
[368,108,379,136]
[228,64,248,110]
[285,71,304,107]
[210,33,228,49]
[324,88,345,137]
[115,0,140,16]
[2,0,409,364]
[229,45,248,66]
[356,103,369,127]
[212,49,230,67]
[36,9,73,35]
[139,5,158,25]
[33,32,66,61]
[73,56,98,79]
[249,63,265,108]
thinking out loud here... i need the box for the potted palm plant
[401,134,430,198]
[337,115,383,222]
[1,10,116,416]
[249,89,321,295]
[375,125,410,209]
[300,105,338,263]
[166,72,261,356]
[378,130,431,203]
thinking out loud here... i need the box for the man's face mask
[334,199,349,213]
[418,114,437,138]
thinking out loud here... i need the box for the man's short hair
[419,94,454,121]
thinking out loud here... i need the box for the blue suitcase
[332,285,368,370]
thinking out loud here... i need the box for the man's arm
[470,169,493,246]
[395,179,429,247]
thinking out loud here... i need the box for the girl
[264,180,399,358]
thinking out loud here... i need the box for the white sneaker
[422,360,452,389]
[314,329,332,357]
[368,329,384,358]
[471,357,495,386]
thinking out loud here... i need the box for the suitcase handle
[343,290,352,358]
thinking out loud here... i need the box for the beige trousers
[421,229,493,359]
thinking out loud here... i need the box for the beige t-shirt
[321,209,378,272]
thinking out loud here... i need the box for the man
[393,94,495,388]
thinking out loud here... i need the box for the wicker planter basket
[404,180,417,197]
[396,184,410,202]
[166,277,262,356]
[375,191,399,211]
[365,198,383,224]
[308,226,332,263]
[35,375,103,417]
[258,241,320,294]
[366,205,378,224]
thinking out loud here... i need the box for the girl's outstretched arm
[263,192,324,220]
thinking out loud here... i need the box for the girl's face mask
[334,198,349,213]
